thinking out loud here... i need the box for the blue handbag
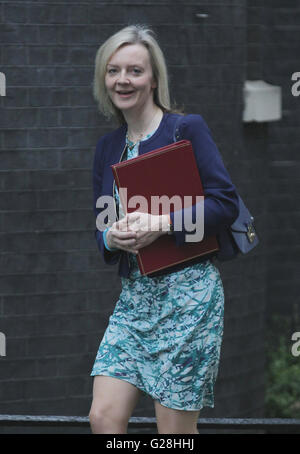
[215,195,259,261]
[173,115,259,261]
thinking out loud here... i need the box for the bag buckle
[247,223,256,243]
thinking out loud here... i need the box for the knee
[89,409,106,431]
[89,407,128,434]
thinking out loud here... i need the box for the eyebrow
[106,63,143,68]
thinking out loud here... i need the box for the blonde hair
[93,24,183,125]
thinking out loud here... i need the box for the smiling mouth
[116,90,135,96]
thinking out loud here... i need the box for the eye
[107,68,117,74]
[132,68,142,74]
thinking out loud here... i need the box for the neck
[122,101,162,139]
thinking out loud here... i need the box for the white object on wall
[243,80,282,122]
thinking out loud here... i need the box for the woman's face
[105,43,157,114]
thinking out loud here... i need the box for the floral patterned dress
[91,129,225,411]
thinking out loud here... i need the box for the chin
[117,102,140,112]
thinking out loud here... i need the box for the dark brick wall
[1,0,297,427]
[262,2,300,325]
[246,2,300,331]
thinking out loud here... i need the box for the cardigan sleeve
[169,114,239,247]
[92,136,120,265]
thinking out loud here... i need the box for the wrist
[104,227,117,251]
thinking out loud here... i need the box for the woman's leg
[154,400,200,434]
[89,375,142,434]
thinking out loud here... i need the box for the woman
[89,24,239,434]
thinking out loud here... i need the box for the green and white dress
[91,130,225,411]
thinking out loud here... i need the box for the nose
[116,69,129,85]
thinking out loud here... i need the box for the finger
[126,212,143,225]
[118,216,139,232]
[122,238,137,247]
[114,230,137,240]
[117,219,130,231]
[113,218,130,232]
[112,235,137,249]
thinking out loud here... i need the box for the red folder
[111,140,219,275]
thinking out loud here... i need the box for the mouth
[116,90,135,98]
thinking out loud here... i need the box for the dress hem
[90,371,214,412]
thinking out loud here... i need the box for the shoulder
[163,112,207,138]
[167,112,209,133]
[179,113,208,130]
[176,113,213,142]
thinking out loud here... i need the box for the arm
[92,137,120,265]
[170,114,239,247]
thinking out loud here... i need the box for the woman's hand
[106,212,170,254]
[106,216,138,254]
[125,212,170,250]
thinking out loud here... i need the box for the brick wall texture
[0,0,299,426]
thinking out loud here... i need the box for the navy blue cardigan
[92,112,239,278]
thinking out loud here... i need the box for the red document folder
[111,139,219,275]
